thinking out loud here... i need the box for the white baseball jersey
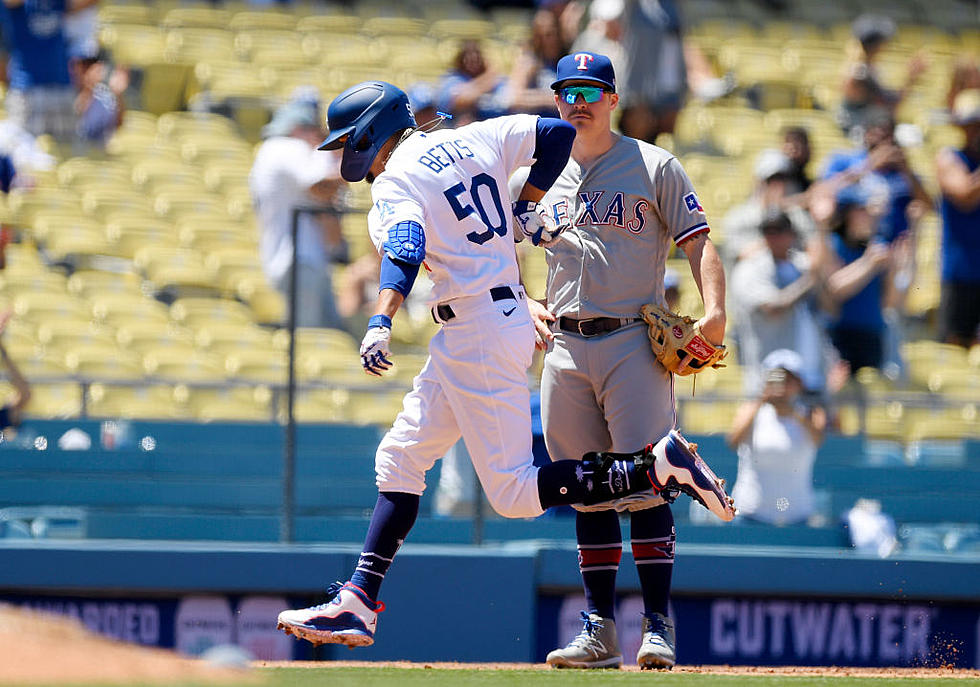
[366,114,549,519]
[367,114,539,304]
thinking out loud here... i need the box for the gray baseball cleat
[546,612,622,669]
[637,612,676,670]
[647,430,736,522]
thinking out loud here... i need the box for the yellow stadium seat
[13,292,89,322]
[99,4,157,25]
[295,15,360,36]
[142,348,225,382]
[81,188,154,220]
[98,23,168,67]
[104,216,177,259]
[64,344,143,381]
[170,297,255,329]
[343,390,406,426]
[273,326,358,353]
[225,349,288,384]
[195,322,275,355]
[6,187,81,228]
[116,320,195,354]
[161,9,232,30]
[0,269,68,294]
[36,321,116,349]
[153,192,231,222]
[237,280,286,326]
[67,270,142,297]
[57,157,133,188]
[156,110,238,140]
[203,247,262,291]
[290,387,349,423]
[183,384,274,421]
[11,381,83,418]
[86,383,183,419]
[90,292,172,327]
[135,246,217,295]
[677,400,740,435]
[3,343,69,379]
[230,11,296,31]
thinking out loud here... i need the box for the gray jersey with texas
[540,135,708,318]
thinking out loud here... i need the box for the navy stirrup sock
[630,504,675,617]
[576,509,622,620]
[350,492,419,602]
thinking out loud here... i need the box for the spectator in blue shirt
[814,185,911,374]
[821,112,931,245]
[936,89,980,347]
[0,0,88,142]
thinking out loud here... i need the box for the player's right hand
[512,200,569,248]
[360,325,392,376]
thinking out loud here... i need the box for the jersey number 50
[443,173,507,245]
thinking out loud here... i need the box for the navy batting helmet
[319,81,416,182]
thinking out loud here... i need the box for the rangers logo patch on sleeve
[683,192,704,213]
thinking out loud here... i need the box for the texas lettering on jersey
[551,191,649,234]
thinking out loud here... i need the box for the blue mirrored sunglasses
[559,86,608,104]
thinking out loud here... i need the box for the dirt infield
[0,604,247,685]
[258,660,980,679]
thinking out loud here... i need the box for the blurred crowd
[2,0,978,378]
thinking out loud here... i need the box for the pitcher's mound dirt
[0,604,247,685]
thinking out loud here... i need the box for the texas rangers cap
[551,51,616,92]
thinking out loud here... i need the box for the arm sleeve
[526,117,575,191]
[379,253,421,298]
[656,157,710,245]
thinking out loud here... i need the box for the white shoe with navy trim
[277,582,384,647]
[648,430,736,522]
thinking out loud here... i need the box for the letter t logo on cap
[574,53,594,70]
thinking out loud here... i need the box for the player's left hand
[512,200,569,248]
[360,325,393,376]
[527,298,555,351]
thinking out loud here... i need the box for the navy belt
[558,315,641,337]
[433,286,518,323]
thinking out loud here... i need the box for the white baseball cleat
[647,430,736,522]
[546,612,622,669]
[637,612,676,670]
[277,582,384,647]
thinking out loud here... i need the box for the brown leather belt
[558,316,641,337]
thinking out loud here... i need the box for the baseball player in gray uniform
[529,52,729,670]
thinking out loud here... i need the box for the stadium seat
[66,271,142,298]
[183,385,274,422]
[86,383,183,419]
[57,158,133,188]
[142,348,226,383]
[90,292,172,327]
[236,280,286,326]
[116,321,195,355]
[64,344,144,382]
[9,381,83,418]
[134,246,218,296]
[195,322,276,355]
[225,349,289,385]
[170,297,256,329]
[13,292,89,323]
[0,269,68,295]
[36,321,116,350]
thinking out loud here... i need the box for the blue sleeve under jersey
[527,117,576,191]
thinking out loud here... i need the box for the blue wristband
[368,314,392,330]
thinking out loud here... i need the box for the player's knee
[484,466,542,518]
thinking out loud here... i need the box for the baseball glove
[640,304,727,376]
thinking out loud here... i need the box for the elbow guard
[383,220,426,265]
[379,253,421,298]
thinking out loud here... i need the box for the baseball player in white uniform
[276,80,734,650]
[527,52,730,670]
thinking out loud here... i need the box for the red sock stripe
[578,546,623,568]
[631,540,674,561]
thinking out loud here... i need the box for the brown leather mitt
[640,304,727,376]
